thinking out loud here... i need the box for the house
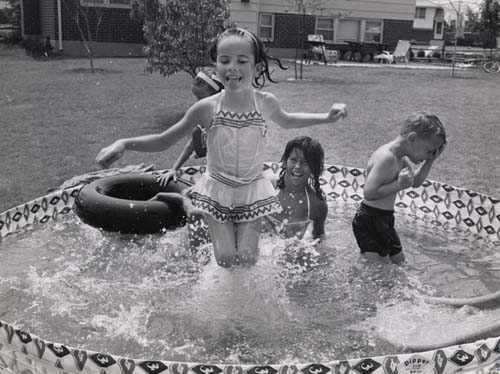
[232,0,415,58]
[20,0,417,57]
[412,0,444,43]
[20,0,145,56]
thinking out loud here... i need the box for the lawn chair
[305,34,327,65]
[392,40,411,63]
[374,40,411,64]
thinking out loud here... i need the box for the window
[80,0,131,8]
[109,0,130,5]
[415,7,426,19]
[316,17,334,42]
[364,20,382,42]
[337,19,360,42]
[435,21,443,34]
[258,13,274,41]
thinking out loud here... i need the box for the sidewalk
[302,60,456,70]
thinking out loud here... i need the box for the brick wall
[270,14,414,52]
[61,1,144,43]
[383,19,413,48]
[272,13,315,49]
[411,29,434,44]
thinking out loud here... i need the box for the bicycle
[482,53,500,73]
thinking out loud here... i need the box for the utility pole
[450,0,463,77]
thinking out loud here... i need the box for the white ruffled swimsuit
[190,91,281,223]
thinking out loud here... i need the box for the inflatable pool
[0,162,499,374]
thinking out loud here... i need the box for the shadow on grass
[69,67,123,74]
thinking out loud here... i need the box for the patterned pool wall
[0,163,500,374]
[2,163,499,244]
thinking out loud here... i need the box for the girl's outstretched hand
[328,103,347,122]
[157,169,178,187]
[95,140,125,169]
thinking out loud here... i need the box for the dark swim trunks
[352,202,402,257]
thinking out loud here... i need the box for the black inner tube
[74,173,191,234]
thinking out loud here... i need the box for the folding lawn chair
[374,40,411,64]
[392,40,411,63]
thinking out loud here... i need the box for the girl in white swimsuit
[96,29,346,268]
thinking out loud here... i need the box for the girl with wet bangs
[97,28,345,268]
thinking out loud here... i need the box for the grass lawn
[1,46,500,213]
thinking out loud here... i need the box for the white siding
[413,7,435,29]
[230,0,416,25]
[230,1,260,33]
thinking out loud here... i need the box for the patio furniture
[373,50,393,64]
[305,34,327,65]
[392,40,411,63]
[324,49,338,63]
[374,40,411,64]
[429,39,445,58]
[424,45,440,58]
[344,41,390,62]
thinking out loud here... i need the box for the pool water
[1,202,499,364]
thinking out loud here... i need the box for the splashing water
[0,203,499,363]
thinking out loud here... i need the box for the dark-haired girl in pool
[265,136,328,241]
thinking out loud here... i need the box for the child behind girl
[96,27,347,268]
[157,68,223,186]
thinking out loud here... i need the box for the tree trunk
[82,40,95,73]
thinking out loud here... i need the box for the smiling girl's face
[284,148,311,189]
[215,35,259,92]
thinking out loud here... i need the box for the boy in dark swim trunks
[352,112,447,264]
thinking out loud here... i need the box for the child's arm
[412,143,446,187]
[268,174,278,189]
[364,155,413,201]
[150,192,199,217]
[157,138,195,186]
[312,201,327,240]
[95,101,211,168]
[263,93,347,128]
[412,159,434,187]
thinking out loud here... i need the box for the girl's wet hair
[277,136,326,200]
[210,27,287,88]
[401,111,447,142]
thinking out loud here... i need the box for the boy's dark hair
[210,28,287,89]
[277,136,326,200]
[401,112,446,141]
